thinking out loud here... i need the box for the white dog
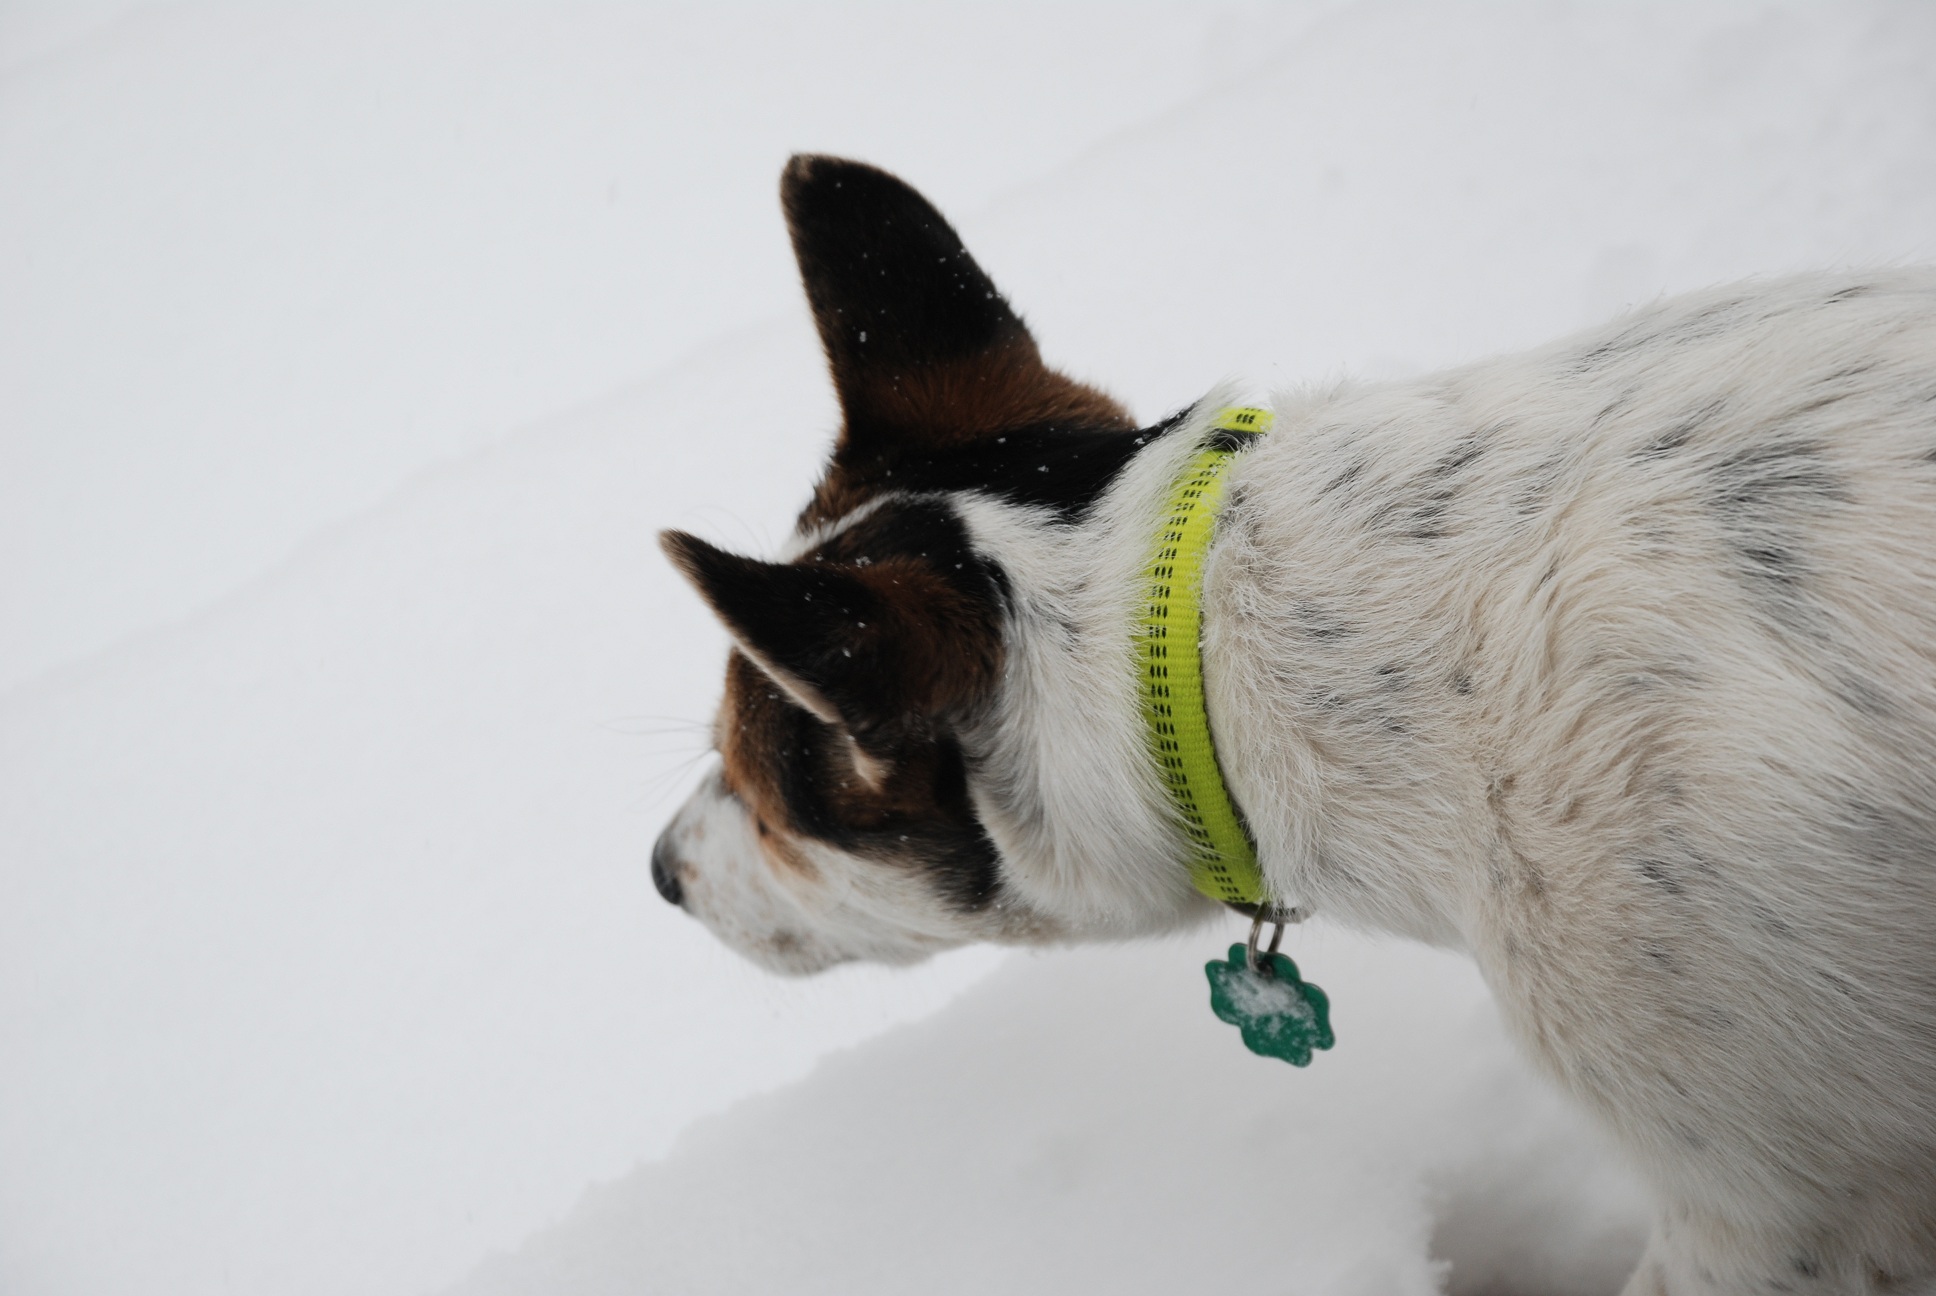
[654,155,1936,1294]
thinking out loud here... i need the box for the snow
[450,934,1648,1296]
[4,5,1935,1296]
[0,1,1232,689]
[1224,957,1314,1018]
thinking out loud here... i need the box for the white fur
[670,270,1936,1292]
[661,768,1020,972]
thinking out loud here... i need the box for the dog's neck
[952,395,1246,938]
[956,390,1476,948]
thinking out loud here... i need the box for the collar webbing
[1139,405,1274,906]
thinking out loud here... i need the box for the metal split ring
[1245,903,1306,975]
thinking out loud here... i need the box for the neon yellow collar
[1138,405,1274,907]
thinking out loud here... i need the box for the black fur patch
[1516,451,1572,515]
[1828,670,1893,718]
[1708,439,1849,634]
[779,154,1135,532]
[668,495,1009,761]
[1367,431,1490,541]
[1318,456,1368,498]
[1290,599,1358,642]
[1638,938,1677,969]
[1635,857,1687,895]
[758,683,1003,913]
[1590,388,1636,427]
[783,154,1023,390]
[1836,799,1936,885]
[871,413,1188,524]
[1636,398,1727,460]
[810,496,1005,595]
[1571,297,1757,375]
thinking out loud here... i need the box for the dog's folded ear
[781,154,1128,454]
[661,529,1001,758]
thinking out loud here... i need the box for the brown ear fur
[781,154,1131,526]
[661,528,1001,756]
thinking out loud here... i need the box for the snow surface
[451,933,1650,1296]
[5,4,1936,1296]
[0,1,1233,689]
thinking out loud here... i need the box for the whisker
[636,748,712,811]
[602,714,711,737]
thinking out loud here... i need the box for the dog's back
[1211,269,1936,1288]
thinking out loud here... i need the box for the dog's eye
[754,817,772,839]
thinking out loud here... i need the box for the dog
[652,155,1936,1294]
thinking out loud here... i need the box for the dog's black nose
[651,834,685,907]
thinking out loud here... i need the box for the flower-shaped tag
[1205,943,1335,1066]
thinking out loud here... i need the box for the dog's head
[653,155,1145,973]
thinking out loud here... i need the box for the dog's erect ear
[662,529,1000,756]
[781,155,1129,455]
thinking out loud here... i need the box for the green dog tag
[1206,943,1335,1066]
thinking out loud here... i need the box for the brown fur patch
[716,651,793,828]
[716,650,988,865]
[668,493,1006,761]
[805,521,1005,730]
[802,341,1131,528]
[777,153,1130,529]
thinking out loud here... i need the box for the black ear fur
[661,528,999,755]
[781,154,1029,416]
[779,156,1133,528]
